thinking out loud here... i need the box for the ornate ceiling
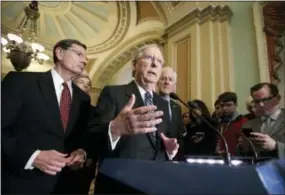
[1,1,228,89]
[1,1,129,55]
[1,1,170,83]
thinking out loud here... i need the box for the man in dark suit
[237,83,284,159]
[157,67,186,161]
[94,44,179,194]
[1,39,95,194]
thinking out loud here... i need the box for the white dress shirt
[108,81,177,160]
[24,69,73,170]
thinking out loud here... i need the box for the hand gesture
[66,149,86,170]
[250,132,277,151]
[33,150,67,175]
[110,94,163,138]
[160,133,179,156]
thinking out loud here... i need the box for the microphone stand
[241,134,258,164]
[170,93,232,166]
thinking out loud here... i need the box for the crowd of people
[2,39,284,194]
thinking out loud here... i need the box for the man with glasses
[2,39,97,194]
[237,83,284,159]
[93,44,179,194]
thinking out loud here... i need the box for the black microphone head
[169,93,179,100]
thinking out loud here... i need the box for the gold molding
[94,38,162,89]
[91,30,164,88]
[163,5,233,38]
[253,2,270,82]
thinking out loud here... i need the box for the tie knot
[62,82,68,88]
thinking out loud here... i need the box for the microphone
[169,93,232,166]
[240,134,258,164]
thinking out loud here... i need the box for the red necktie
[60,82,71,131]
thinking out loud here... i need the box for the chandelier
[1,1,49,71]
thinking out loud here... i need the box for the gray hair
[132,43,163,77]
[160,67,177,83]
[132,44,163,64]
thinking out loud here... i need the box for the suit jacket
[238,109,285,159]
[168,100,186,160]
[93,81,182,194]
[92,81,175,161]
[1,71,91,194]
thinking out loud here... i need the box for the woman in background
[182,111,191,128]
[72,74,98,194]
[183,100,217,156]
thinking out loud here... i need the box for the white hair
[134,44,162,60]
[161,67,177,83]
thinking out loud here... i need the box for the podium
[95,158,285,194]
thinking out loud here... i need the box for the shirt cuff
[108,122,121,150]
[24,150,41,170]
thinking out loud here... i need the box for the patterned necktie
[144,92,156,137]
[144,91,153,106]
[60,82,71,131]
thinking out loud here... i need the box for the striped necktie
[144,91,156,138]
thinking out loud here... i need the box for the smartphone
[242,128,253,137]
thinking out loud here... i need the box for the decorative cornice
[163,5,233,38]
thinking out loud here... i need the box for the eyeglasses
[252,96,275,104]
[137,55,164,67]
[67,48,88,62]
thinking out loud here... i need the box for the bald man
[157,67,186,160]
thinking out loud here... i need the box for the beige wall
[163,4,233,112]
[107,59,133,86]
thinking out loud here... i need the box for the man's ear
[55,47,64,61]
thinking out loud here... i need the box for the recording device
[241,128,258,163]
[169,93,232,166]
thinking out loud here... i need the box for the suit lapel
[125,81,156,149]
[170,101,177,130]
[125,81,144,108]
[267,110,284,136]
[38,71,64,136]
[153,93,170,134]
[65,84,81,136]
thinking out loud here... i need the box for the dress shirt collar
[134,80,153,101]
[261,108,282,122]
[51,68,72,93]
